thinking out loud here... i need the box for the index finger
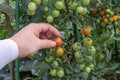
[38,23,61,37]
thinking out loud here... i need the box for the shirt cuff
[8,39,19,60]
[0,39,19,69]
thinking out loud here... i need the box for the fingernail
[50,41,56,47]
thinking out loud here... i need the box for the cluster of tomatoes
[27,0,91,23]
[72,27,96,74]
[90,8,119,28]
[45,37,65,78]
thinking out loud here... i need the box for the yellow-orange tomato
[54,37,62,46]
[56,47,64,56]
[99,10,105,16]
[82,28,91,35]
[103,18,109,24]
[113,15,118,22]
[91,10,97,15]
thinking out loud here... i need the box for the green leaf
[0,4,15,18]
[91,76,97,80]
[109,63,120,70]
[80,72,89,79]
[34,61,50,80]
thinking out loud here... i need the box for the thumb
[39,40,56,49]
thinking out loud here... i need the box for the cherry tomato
[28,2,37,11]
[46,15,54,23]
[45,56,53,63]
[55,1,64,10]
[52,10,60,17]
[46,49,53,56]
[82,27,91,35]
[33,0,41,5]
[87,46,96,54]
[69,2,78,10]
[89,64,94,70]
[56,47,64,56]
[50,69,57,77]
[74,51,82,59]
[113,15,118,22]
[83,37,93,46]
[103,18,109,24]
[81,0,90,5]
[79,64,85,71]
[54,37,62,46]
[52,61,58,68]
[77,6,84,14]
[44,6,49,11]
[42,0,48,5]
[56,68,64,77]
[72,42,81,51]
[106,9,111,13]
[85,67,91,73]
[99,10,105,16]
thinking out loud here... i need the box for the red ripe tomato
[54,37,62,46]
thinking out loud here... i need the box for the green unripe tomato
[82,7,88,15]
[45,56,53,63]
[44,6,49,11]
[85,67,91,73]
[28,2,37,11]
[106,9,111,13]
[52,10,60,17]
[46,15,54,23]
[77,6,84,14]
[72,42,81,51]
[56,68,64,77]
[50,69,57,77]
[55,1,64,10]
[79,64,85,71]
[69,2,78,10]
[87,46,96,54]
[83,37,93,46]
[81,0,90,6]
[89,64,94,70]
[42,0,48,5]
[52,61,58,68]
[74,51,82,59]
[33,0,41,5]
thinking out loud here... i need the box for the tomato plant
[1,0,120,80]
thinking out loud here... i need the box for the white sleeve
[0,39,19,69]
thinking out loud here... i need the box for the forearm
[0,39,18,69]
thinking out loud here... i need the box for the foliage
[0,0,120,80]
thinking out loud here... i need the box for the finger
[38,40,56,49]
[38,23,61,37]
[45,31,53,38]
[39,35,48,39]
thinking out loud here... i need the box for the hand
[10,23,60,58]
